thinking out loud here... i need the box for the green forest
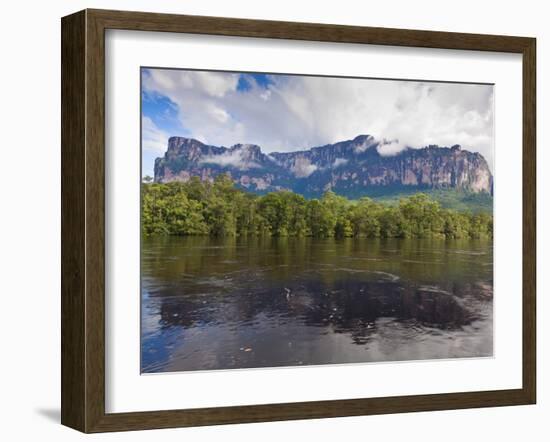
[142,175,493,239]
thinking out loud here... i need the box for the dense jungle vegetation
[142,175,493,239]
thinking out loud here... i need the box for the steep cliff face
[154,135,493,197]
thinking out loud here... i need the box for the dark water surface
[141,236,493,373]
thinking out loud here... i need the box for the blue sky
[141,68,494,178]
[141,88,183,179]
[236,73,272,92]
[141,70,277,178]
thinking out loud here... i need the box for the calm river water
[141,236,493,373]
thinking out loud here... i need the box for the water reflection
[141,236,493,373]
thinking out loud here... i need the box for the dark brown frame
[61,8,536,433]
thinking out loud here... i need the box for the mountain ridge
[153,135,493,198]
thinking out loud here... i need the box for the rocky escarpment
[153,135,493,197]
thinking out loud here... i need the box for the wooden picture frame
[61,8,536,433]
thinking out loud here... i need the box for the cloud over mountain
[154,136,493,198]
[142,69,494,177]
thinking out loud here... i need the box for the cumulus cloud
[142,69,494,171]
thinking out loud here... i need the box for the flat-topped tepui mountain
[153,135,493,198]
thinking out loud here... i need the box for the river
[141,236,493,373]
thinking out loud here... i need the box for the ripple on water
[452,250,487,256]
[141,237,493,372]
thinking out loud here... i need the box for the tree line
[142,175,493,239]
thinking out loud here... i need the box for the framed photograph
[61,9,536,433]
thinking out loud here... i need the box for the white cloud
[353,135,378,153]
[377,139,407,156]
[142,69,494,171]
[194,71,239,97]
[291,157,317,178]
[200,149,259,170]
[260,90,271,101]
[332,158,349,168]
[207,104,230,123]
[142,116,168,154]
